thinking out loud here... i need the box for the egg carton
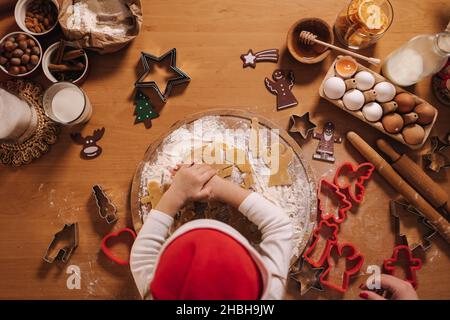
[318,56,438,150]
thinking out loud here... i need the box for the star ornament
[135,48,191,102]
[290,258,324,296]
[289,112,317,139]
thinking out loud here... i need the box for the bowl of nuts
[15,0,59,36]
[0,31,42,77]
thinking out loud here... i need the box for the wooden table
[0,0,449,300]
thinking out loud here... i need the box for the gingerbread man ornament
[265,69,298,110]
[313,122,342,163]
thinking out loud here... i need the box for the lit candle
[0,87,37,142]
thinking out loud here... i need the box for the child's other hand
[156,164,216,216]
[359,274,419,300]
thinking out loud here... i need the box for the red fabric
[150,228,262,300]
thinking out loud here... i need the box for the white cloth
[130,192,294,300]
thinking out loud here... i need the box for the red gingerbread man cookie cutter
[303,219,339,268]
[383,245,422,289]
[317,178,352,224]
[319,242,365,293]
[333,162,375,203]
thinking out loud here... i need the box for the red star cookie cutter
[317,178,352,224]
[101,228,137,266]
[303,219,339,268]
[383,245,422,289]
[319,242,365,293]
[333,162,375,203]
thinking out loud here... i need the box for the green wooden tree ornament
[134,90,159,128]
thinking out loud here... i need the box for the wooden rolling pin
[347,131,450,244]
[377,139,450,214]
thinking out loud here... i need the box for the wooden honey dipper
[299,31,381,66]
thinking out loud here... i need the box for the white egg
[323,77,346,100]
[354,71,375,91]
[374,81,396,103]
[362,102,383,122]
[343,89,364,111]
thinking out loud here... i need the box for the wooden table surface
[0,0,449,300]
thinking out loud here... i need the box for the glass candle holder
[334,0,393,50]
[43,82,92,125]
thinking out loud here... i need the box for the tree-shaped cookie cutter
[317,178,352,224]
[92,185,118,224]
[390,200,437,252]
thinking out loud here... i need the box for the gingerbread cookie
[141,180,169,207]
[265,70,298,110]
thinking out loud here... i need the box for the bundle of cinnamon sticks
[49,40,86,81]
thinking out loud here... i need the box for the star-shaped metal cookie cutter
[288,112,317,139]
[422,135,450,173]
[135,48,191,102]
[290,257,324,296]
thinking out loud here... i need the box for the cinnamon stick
[48,63,85,72]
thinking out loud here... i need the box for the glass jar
[334,0,393,50]
[382,32,450,87]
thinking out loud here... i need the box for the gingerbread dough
[264,143,293,187]
[141,180,169,207]
[250,117,260,158]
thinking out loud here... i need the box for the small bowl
[287,18,334,64]
[15,0,59,36]
[42,42,89,84]
[0,31,42,77]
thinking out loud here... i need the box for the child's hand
[359,274,419,300]
[205,175,251,208]
[155,164,216,216]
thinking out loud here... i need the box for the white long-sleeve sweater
[130,192,294,300]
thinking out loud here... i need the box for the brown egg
[402,124,425,145]
[414,102,436,125]
[382,113,404,134]
[394,93,415,113]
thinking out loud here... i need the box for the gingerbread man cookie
[265,69,298,110]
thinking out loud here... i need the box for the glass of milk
[43,82,92,125]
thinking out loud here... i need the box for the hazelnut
[27,39,36,47]
[25,48,31,54]
[8,66,20,75]
[0,56,7,65]
[4,40,15,51]
[30,54,39,65]
[18,66,27,74]
[31,46,40,55]
[10,57,21,65]
[26,64,35,71]
[16,34,27,41]
[18,40,28,50]
[21,54,30,64]
[12,48,24,57]
[6,36,15,42]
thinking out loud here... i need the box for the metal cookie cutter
[43,223,79,263]
[92,185,119,224]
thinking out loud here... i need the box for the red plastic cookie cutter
[319,242,365,293]
[303,219,339,268]
[317,178,352,224]
[333,162,375,203]
[383,245,422,289]
[101,228,137,266]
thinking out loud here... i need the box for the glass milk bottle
[382,31,450,87]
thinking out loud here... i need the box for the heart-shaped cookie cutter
[101,228,137,266]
